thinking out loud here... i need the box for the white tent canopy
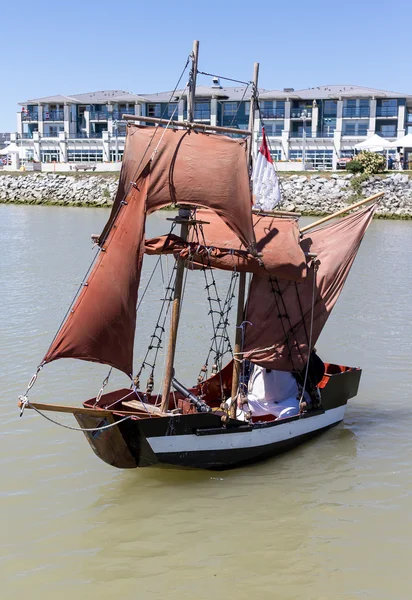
[354,134,392,151]
[0,143,20,155]
[389,133,412,148]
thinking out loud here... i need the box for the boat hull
[76,364,361,470]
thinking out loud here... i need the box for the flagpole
[230,62,259,416]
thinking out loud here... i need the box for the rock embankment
[1,172,412,218]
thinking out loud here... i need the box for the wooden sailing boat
[18,42,383,470]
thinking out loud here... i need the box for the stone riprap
[1,172,412,218]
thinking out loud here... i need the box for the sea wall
[1,172,412,217]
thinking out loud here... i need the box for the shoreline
[1,172,412,219]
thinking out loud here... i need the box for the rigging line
[136,255,162,312]
[229,83,250,128]
[24,401,133,432]
[298,261,318,404]
[294,279,311,347]
[197,70,251,86]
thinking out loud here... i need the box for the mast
[230,62,259,415]
[160,40,199,412]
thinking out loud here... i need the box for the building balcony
[112,109,135,120]
[313,131,335,138]
[290,130,312,138]
[17,133,36,139]
[21,112,39,121]
[44,110,64,121]
[342,107,370,118]
[89,111,109,121]
[42,132,61,137]
[290,108,312,119]
[376,107,397,117]
[260,108,285,119]
[376,130,397,138]
[112,129,127,137]
[67,132,90,139]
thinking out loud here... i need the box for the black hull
[76,364,361,470]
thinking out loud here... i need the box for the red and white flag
[252,127,281,210]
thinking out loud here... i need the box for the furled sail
[242,204,376,372]
[42,178,147,376]
[100,126,255,250]
[145,210,307,282]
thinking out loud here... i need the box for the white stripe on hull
[147,405,346,455]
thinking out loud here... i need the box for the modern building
[11,82,412,170]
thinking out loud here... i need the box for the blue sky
[1,0,411,131]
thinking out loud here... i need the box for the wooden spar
[252,209,301,218]
[230,62,259,414]
[300,192,384,234]
[122,114,252,136]
[160,40,199,413]
[18,401,162,418]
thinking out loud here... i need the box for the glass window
[167,103,178,118]
[324,100,337,116]
[194,101,210,119]
[223,102,238,116]
[67,149,103,162]
[41,150,60,162]
[147,104,161,117]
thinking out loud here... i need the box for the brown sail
[100,126,255,250]
[242,204,377,372]
[43,178,148,376]
[145,210,307,281]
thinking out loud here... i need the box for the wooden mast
[160,40,199,412]
[230,62,259,416]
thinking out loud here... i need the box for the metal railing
[260,108,285,119]
[89,111,109,121]
[18,133,36,139]
[376,107,398,117]
[44,111,64,121]
[342,107,370,118]
[113,109,135,120]
[290,109,312,118]
[21,112,38,121]
[42,131,61,137]
[314,131,335,138]
[376,130,397,138]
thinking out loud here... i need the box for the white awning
[354,134,392,151]
[389,133,412,148]
[0,143,20,155]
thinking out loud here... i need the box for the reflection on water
[1,205,412,599]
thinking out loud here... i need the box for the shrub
[349,151,386,175]
[346,159,363,174]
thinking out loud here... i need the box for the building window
[343,120,368,136]
[110,150,124,161]
[269,149,282,161]
[289,149,333,169]
[376,99,397,117]
[323,100,337,116]
[194,101,210,120]
[167,103,178,118]
[377,124,397,137]
[223,102,238,116]
[67,149,104,162]
[41,150,60,163]
[263,121,283,136]
[147,104,161,117]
